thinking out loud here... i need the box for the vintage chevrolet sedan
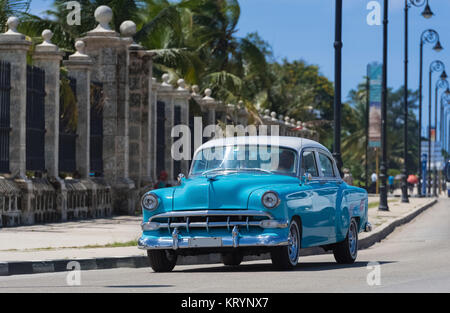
[138,136,371,272]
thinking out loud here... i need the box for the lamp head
[421,3,434,19]
[433,40,443,52]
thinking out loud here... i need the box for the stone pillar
[157,74,175,183]
[201,89,216,125]
[0,17,31,178]
[150,77,160,181]
[81,6,135,214]
[174,79,190,175]
[125,23,154,190]
[64,41,93,179]
[32,30,64,178]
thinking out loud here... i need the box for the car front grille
[148,210,273,233]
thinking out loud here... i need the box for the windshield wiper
[201,168,237,176]
[237,168,274,174]
[202,168,273,176]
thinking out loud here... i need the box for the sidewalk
[0,196,439,272]
[0,216,143,262]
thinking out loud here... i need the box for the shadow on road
[105,285,173,288]
[177,261,396,273]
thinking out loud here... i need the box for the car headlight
[141,193,159,211]
[261,191,280,209]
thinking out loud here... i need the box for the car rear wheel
[333,219,358,264]
[270,219,300,270]
[147,250,177,272]
[222,251,244,266]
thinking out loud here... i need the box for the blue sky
[29,0,450,134]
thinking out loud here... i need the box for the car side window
[301,151,319,177]
[318,153,335,177]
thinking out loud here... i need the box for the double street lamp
[418,29,442,197]
[402,0,435,203]
[441,89,450,153]
[432,78,449,196]
[427,60,445,196]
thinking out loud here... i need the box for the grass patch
[2,240,139,252]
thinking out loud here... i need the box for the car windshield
[190,145,298,176]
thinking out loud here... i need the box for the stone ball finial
[192,85,199,93]
[297,121,302,126]
[75,40,85,53]
[177,79,186,90]
[271,112,277,121]
[290,118,295,124]
[205,88,212,97]
[42,29,53,43]
[6,16,19,33]
[162,73,170,85]
[95,5,113,30]
[120,20,136,37]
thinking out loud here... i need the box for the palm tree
[0,0,30,32]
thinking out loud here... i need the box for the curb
[358,198,437,250]
[0,198,438,276]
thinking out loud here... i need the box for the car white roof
[195,136,329,155]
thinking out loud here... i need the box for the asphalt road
[1,198,449,293]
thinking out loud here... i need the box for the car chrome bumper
[138,228,288,250]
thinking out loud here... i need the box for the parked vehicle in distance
[138,136,371,272]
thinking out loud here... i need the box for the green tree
[0,0,30,32]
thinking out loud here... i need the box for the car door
[315,150,341,243]
[298,148,330,246]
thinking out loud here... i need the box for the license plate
[188,237,222,248]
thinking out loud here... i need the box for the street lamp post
[379,0,389,211]
[441,88,450,153]
[402,0,434,203]
[434,76,448,196]
[418,29,442,197]
[428,60,445,196]
[333,0,343,175]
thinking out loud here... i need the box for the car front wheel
[333,219,358,264]
[222,251,244,266]
[270,219,300,270]
[147,250,177,272]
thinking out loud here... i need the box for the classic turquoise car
[138,136,371,272]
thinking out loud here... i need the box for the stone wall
[0,6,318,227]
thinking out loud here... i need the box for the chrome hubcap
[348,222,357,258]
[288,223,299,264]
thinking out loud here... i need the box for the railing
[26,65,46,172]
[156,101,165,176]
[173,105,181,178]
[59,76,77,173]
[90,81,103,176]
[0,61,11,173]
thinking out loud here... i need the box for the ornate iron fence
[173,105,181,178]
[26,65,46,172]
[90,81,103,176]
[0,61,11,173]
[156,101,165,176]
[59,77,77,173]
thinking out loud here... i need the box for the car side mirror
[177,173,186,184]
[300,173,313,185]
